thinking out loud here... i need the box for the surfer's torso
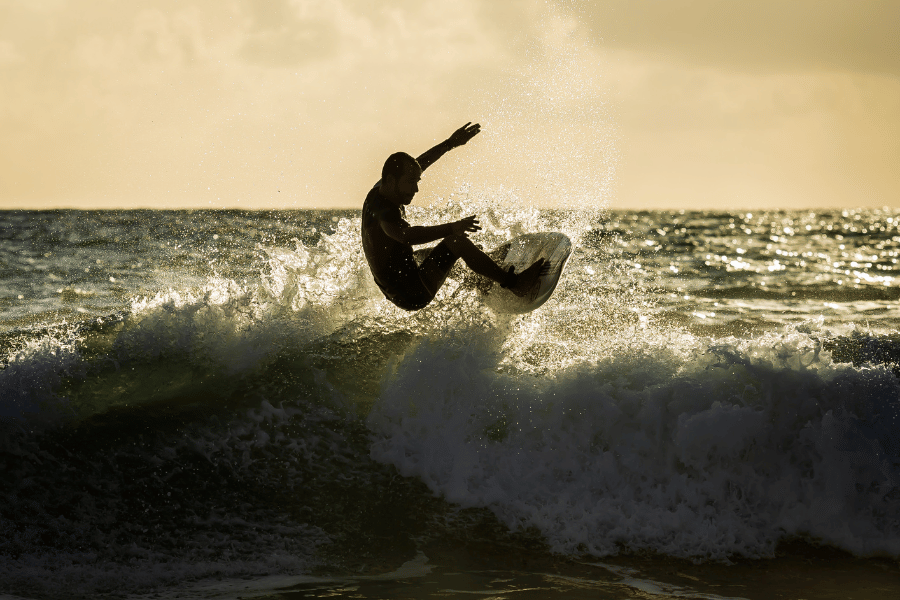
[361,185,426,305]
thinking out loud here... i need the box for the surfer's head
[381,152,421,205]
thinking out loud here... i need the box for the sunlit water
[2,206,899,599]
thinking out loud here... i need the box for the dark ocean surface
[1,207,899,599]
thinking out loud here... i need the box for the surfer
[362,122,546,311]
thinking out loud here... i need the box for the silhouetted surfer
[362,123,546,311]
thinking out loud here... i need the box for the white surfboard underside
[479,232,572,314]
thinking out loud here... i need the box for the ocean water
[1,205,899,599]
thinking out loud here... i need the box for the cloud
[529,1,900,208]
[0,0,540,207]
[555,0,900,75]
[606,57,900,208]
[0,40,22,65]
[237,0,340,66]
[1,0,897,210]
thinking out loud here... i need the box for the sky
[1,0,898,211]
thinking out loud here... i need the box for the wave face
[368,329,900,559]
[1,207,900,597]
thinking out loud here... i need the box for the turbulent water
[2,205,900,599]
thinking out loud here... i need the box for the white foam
[591,563,751,599]
[368,326,900,560]
[0,330,79,420]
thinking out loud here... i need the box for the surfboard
[478,232,572,314]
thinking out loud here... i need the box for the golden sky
[1,0,897,210]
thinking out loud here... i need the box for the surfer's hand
[450,215,481,236]
[447,122,481,148]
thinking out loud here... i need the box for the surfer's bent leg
[440,235,511,284]
[377,242,460,310]
[382,273,434,311]
[436,235,546,297]
[418,239,461,296]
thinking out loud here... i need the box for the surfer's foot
[502,258,547,298]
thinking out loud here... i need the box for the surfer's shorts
[382,240,458,311]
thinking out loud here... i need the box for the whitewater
[1,203,899,599]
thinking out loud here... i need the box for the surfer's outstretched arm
[380,214,480,246]
[416,122,481,171]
